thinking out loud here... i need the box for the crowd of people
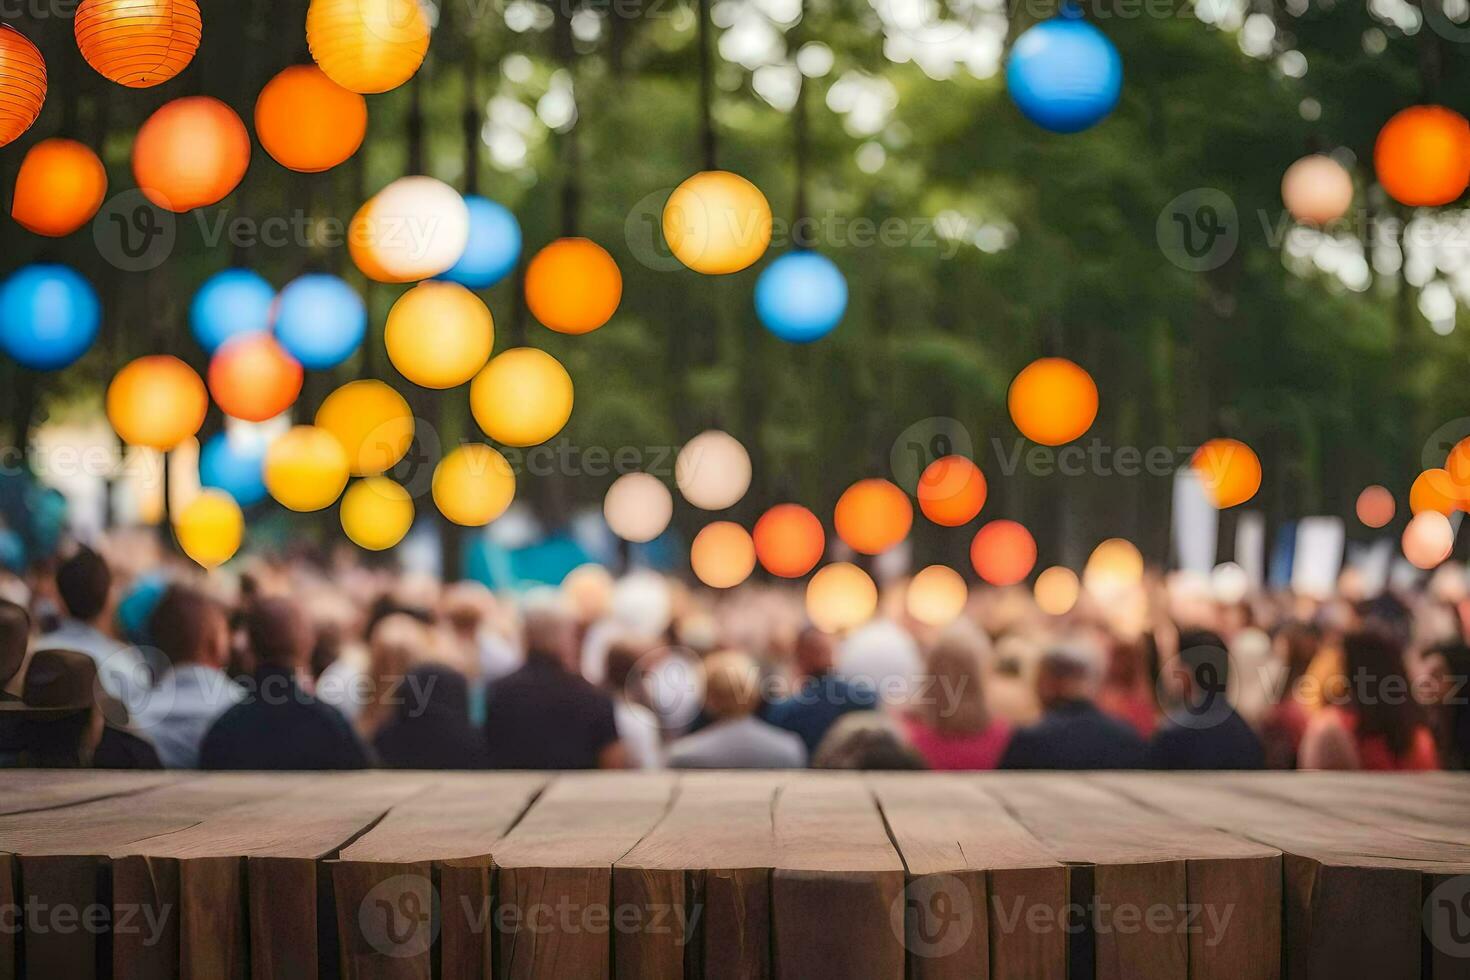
[1,533,1467,775]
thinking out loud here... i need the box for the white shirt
[132,664,245,768]
[665,716,807,769]
[615,699,663,770]
[37,620,151,711]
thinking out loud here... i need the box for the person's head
[55,547,112,624]
[368,613,426,681]
[0,599,30,690]
[1035,642,1101,709]
[701,650,762,722]
[245,597,315,671]
[1342,627,1421,758]
[1173,629,1232,702]
[794,627,836,679]
[149,586,229,670]
[812,711,926,770]
[1275,621,1322,687]
[916,631,989,735]
[523,603,577,670]
[17,648,110,766]
[441,581,492,638]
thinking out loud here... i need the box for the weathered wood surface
[0,771,1466,980]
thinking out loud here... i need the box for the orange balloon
[1444,437,1470,505]
[690,522,757,589]
[106,355,207,450]
[970,520,1036,586]
[133,96,251,212]
[524,238,622,335]
[255,65,366,173]
[12,139,108,237]
[1356,485,1395,529]
[1410,468,1460,517]
[1375,106,1470,207]
[1190,438,1261,509]
[74,0,201,88]
[208,334,304,422]
[834,478,913,555]
[1008,357,1098,446]
[753,504,825,578]
[917,455,987,526]
[0,25,45,148]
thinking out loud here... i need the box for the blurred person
[38,546,148,705]
[483,604,626,769]
[199,597,371,770]
[602,640,663,770]
[1259,622,1321,769]
[1096,637,1157,739]
[984,633,1041,726]
[442,581,522,725]
[0,598,30,701]
[373,664,489,770]
[999,642,1147,770]
[1299,628,1439,771]
[900,631,1011,770]
[355,613,429,743]
[1226,625,1277,730]
[1148,630,1264,770]
[1422,643,1470,770]
[132,585,244,768]
[836,618,922,707]
[813,711,926,770]
[0,648,160,768]
[765,627,878,754]
[666,651,806,769]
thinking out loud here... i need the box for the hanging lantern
[274,273,366,370]
[315,380,414,477]
[1006,5,1122,134]
[690,522,757,589]
[970,520,1037,586]
[199,431,269,507]
[753,503,825,578]
[255,64,366,173]
[264,426,350,513]
[663,171,772,275]
[340,477,414,550]
[1281,154,1354,226]
[1410,468,1459,517]
[1374,106,1470,208]
[133,96,251,212]
[385,281,494,389]
[469,348,574,448]
[604,473,673,543]
[834,478,912,555]
[0,264,101,371]
[1355,485,1395,529]
[675,430,751,511]
[432,444,515,527]
[106,355,208,451]
[917,455,987,527]
[1190,438,1261,509]
[208,334,303,422]
[1008,357,1098,446]
[189,269,274,353]
[306,0,430,95]
[1083,538,1144,601]
[0,25,45,148]
[74,0,201,88]
[350,176,470,283]
[906,565,968,628]
[755,251,848,343]
[1403,511,1454,570]
[12,139,108,238]
[524,238,622,334]
[805,562,878,633]
[442,196,522,289]
[1034,566,1080,615]
[174,489,243,569]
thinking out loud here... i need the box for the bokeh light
[0,26,46,148]
[604,473,673,543]
[11,139,107,237]
[254,65,367,173]
[350,177,470,283]
[755,251,847,343]
[305,0,429,94]
[189,269,273,354]
[1008,357,1098,446]
[906,565,968,627]
[690,522,757,589]
[917,455,987,527]
[0,264,100,371]
[662,171,773,275]
[385,282,494,389]
[970,520,1037,586]
[173,489,243,570]
[1083,537,1144,601]
[107,355,208,450]
[265,425,350,512]
[1281,154,1354,226]
[806,562,878,633]
[132,96,251,212]
[1034,566,1080,615]
[316,380,414,477]
[340,477,414,550]
[676,430,752,511]
[1374,105,1470,207]
[199,430,268,507]
[74,0,200,88]
[524,238,622,335]
[470,348,574,447]
[1006,9,1122,134]
[834,478,913,555]
[753,504,825,578]
[1191,438,1261,509]
[1355,484,1396,528]
[1403,510,1455,570]
[274,273,366,370]
[208,334,303,422]
[441,196,521,289]
[433,444,515,527]
[1410,468,1460,517]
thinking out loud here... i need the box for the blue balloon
[190,269,275,353]
[274,274,367,370]
[0,264,100,371]
[439,196,522,289]
[199,431,269,507]
[755,251,848,343]
[1006,8,1122,134]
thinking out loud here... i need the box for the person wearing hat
[999,641,1148,770]
[0,647,161,768]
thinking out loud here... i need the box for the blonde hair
[701,650,762,720]
[912,632,990,736]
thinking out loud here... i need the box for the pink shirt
[901,717,1012,771]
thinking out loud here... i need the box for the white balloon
[675,430,752,511]
[604,473,673,543]
[357,176,470,281]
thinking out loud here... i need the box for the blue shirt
[764,674,878,755]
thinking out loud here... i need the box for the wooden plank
[0,771,183,816]
[870,774,1068,980]
[615,772,789,980]
[492,773,678,980]
[331,773,547,980]
[771,776,905,980]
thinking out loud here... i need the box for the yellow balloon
[174,489,243,569]
[106,355,208,451]
[315,379,414,476]
[306,0,430,95]
[385,282,494,389]
[469,348,574,447]
[805,562,878,634]
[340,477,414,550]
[264,426,350,512]
[433,444,515,526]
[662,170,772,275]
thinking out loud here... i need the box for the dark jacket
[482,655,618,769]
[999,698,1148,770]
[374,665,488,770]
[1148,707,1265,770]
[199,665,370,770]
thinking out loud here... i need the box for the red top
[901,716,1012,771]
[1328,707,1440,771]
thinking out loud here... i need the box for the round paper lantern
[1008,357,1098,446]
[1356,485,1395,529]
[264,425,350,512]
[663,171,772,275]
[469,348,574,447]
[1083,537,1143,601]
[1444,437,1470,505]
[441,196,521,289]
[1282,154,1354,226]
[906,565,968,627]
[306,0,429,95]
[273,274,365,370]
[1006,7,1122,134]
[340,477,413,550]
[604,473,673,543]
[806,562,877,633]
[834,478,913,555]
[675,430,751,511]
[917,455,987,527]
[0,25,45,148]
[254,64,366,172]
[1034,565,1079,615]
[106,355,207,450]
[1190,438,1261,509]
[432,444,515,527]
[690,522,757,589]
[199,431,268,506]
[1404,510,1454,570]
[350,176,469,282]
[385,282,493,389]
[133,96,250,212]
[1375,106,1470,207]
[970,520,1037,586]
[315,380,414,476]
[1410,468,1459,517]
[174,489,243,569]
[755,251,847,343]
[208,334,303,422]
[0,264,100,371]
[74,0,201,88]
[524,238,622,335]
[11,139,107,237]
[753,504,824,578]
[189,269,273,353]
